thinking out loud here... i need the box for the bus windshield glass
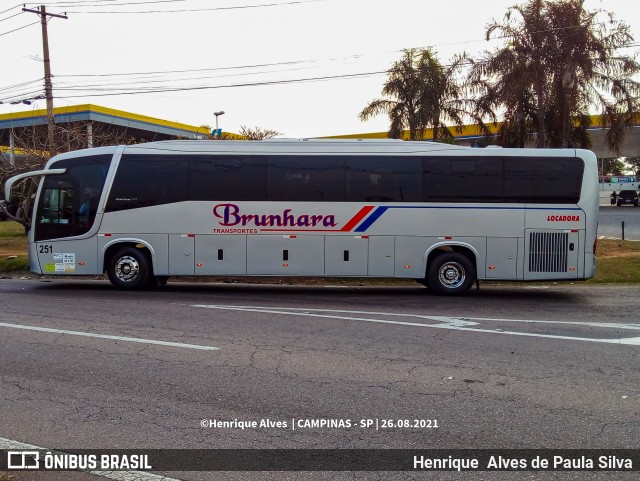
[35,155,111,241]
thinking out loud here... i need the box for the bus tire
[427,252,475,296]
[107,247,153,290]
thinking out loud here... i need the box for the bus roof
[119,139,587,158]
[43,139,596,165]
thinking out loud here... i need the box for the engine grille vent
[528,232,568,273]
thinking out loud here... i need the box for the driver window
[36,181,75,241]
[40,186,74,225]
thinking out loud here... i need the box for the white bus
[4,139,598,295]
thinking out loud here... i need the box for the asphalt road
[0,279,639,480]
[598,206,640,240]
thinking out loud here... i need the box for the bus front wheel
[107,247,153,290]
[427,252,475,296]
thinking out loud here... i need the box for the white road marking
[598,235,640,242]
[0,322,219,351]
[0,436,183,481]
[191,304,640,346]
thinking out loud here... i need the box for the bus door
[28,156,112,275]
[34,181,101,275]
[524,229,580,280]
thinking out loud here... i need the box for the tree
[1,149,44,233]
[601,158,626,176]
[546,0,640,153]
[419,49,470,142]
[359,48,468,141]
[469,0,551,147]
[470,0,640,152]
[1,122,133,232]
[237,126,282,140]
[625,157,640,176]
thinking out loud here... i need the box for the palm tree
[470,0,640,152]
[545,0,640,153]
[359,48,468,141]
[359,49,424,140]
[470,0,553,148]
[419,49,469,142]
[467,45,540,147]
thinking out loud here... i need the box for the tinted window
[35,155,111,241]
[191,155,266,201]
[424,157,503,201]
[346,156,422,202]
[504,158,583,203]
[424,156,583,203]
[106,154,189,211]
[268,156,344,201]
[104,152,584,208]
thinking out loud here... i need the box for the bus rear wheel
[107,247,153,290]
[427,252,475,296]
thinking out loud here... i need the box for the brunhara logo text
[213,203,337,228]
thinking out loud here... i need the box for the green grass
[0,221,29,272]
[1,221,638,284]
[587,239,640,284]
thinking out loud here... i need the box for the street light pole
[214,111,225,138]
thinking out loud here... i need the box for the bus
[4,139,598,295]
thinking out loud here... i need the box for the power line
[0,21,39,37]
[0,94,44,105]
[51,41,488,80]
[0,87,44,99]
[48,0,186,5]
[53,70,388,98]
[0,11,24,23]
[0,79,43,94]
[54,62,345,89]
[55,57,339,78]
[3,3,637,106]
[7,44,637,103]
[40,0,186,5]
[45,19,639,81]
[0,3,23,16]
[60,0,323,14]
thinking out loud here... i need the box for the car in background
[617,190,639,206]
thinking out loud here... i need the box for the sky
[0,0,638,139]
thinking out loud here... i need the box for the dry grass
[0,221,29,271]
[0,221,27,256]
[590,239,640,283]
[596,238,640,258]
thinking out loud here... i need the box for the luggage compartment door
[325,236,368,276]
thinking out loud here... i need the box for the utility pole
[22,5,68,157]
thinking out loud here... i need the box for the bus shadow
[31,277,581,303]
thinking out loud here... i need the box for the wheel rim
[115,255,140,283]
[438,261,466,289]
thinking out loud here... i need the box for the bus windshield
[35,155,111,241]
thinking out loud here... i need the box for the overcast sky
[1,0,638,138]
